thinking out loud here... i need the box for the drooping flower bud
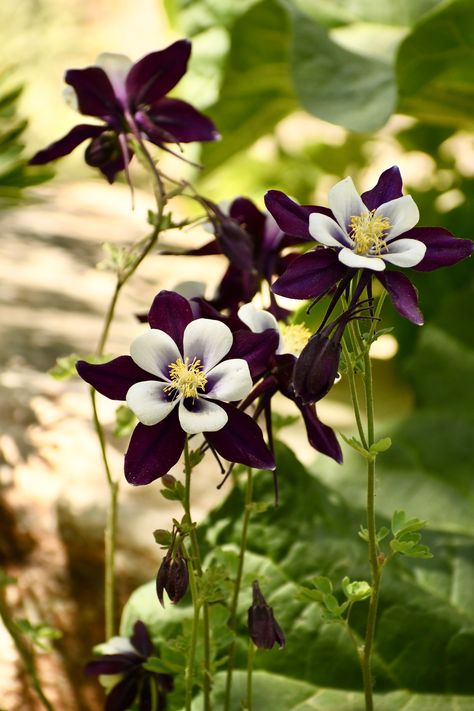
[247,580,285,650]
[293,327,341,405]
[156,549,189,607]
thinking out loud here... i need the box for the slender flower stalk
[224,467,254,711]
[246,640,256,711]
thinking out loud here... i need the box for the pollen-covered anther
[349,210,391,255]
[279,323,312,357]
[165,357,207,399]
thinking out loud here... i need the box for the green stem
[246,641,256,710]
[185,550,200,711]
[224,467,254,711]
[341,337,368,450]
[0,589,55,711]
[183,438,212,711]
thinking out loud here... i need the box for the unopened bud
[247,581,285,650]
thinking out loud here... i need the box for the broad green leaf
[292,0,444,26]
[397,0,474,128]
[287,3,397,131]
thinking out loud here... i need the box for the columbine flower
[267,167,473,325]
[248,581,285,650]
[183,197,306,317]
[29,40,219,182]
[85,620,173,711]
[77,291,275,484]
[237,303,342,464]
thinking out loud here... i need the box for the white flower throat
[165,357,207,399]
[350,210,391,255]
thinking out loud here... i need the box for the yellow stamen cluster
[349,210,391,255]
[279,323,312,357]
[165,357,207,400]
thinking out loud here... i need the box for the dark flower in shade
[85,620,173,711]
[267,166,473,325]
[77,291,275,485]
[248,581,285,650]
[183,197,308,317]
[29,41,219,182]
[237,303,342,465]
[156,547,189,606]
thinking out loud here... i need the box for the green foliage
[14,618,62,652]
[113,405,136,438]
[49,352,111,380]
[0,70,51,207]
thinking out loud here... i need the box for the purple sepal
[300,404,343,463]
[264,190,331,239]
[147,291,194,350]
[65,67,119,118]
[361,166,403,211]
[29,124,105,165]
[85,653,140,676]
[406,227,474,272]
[84,131,130,183]
[205,403,275,471]
[105,672,139,711]
[228,329,279,379]
[130,620,153,658]
[124,412,185,485]
[293,333,341,405]
[126,40,191,106]
[138,98,219,144]
[271,249,346,299]
[230,198,266,240]
[376,271,424,326]
[76,356,152,400]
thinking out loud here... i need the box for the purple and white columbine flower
[267,167,474,325]
[77,291,275,484]
[30,40,219,182]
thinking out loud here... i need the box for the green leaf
[112,405,136,438]
[391,510,428,538]
[370,437,392,454]
[397,0,474,128]
[342,576,372,602]
[340,433,373,460]
[288,3,397,131]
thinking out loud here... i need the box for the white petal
[130,329,181,379]
[238,303,279,333]
[328,176,367,232]
[97,636,135,655]
[338,247,386,272]
[382,238,427,267]
[206,359,253,401]
[183,319,233,372]
[309,213,350,248]
[178,398,228,434]
[126,381,176,426]
[95,52,132,100]
[376,195,419,241]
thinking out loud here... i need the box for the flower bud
[156,552,189,607]
[247,581,285,650]
[293,330,341,405]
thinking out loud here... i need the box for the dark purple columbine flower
[237,303,342,465]
[29,41,219,182]
[156,547,189,606]
[77,291,275,485]
[267,167,473,325]
[85,620,173,711]
[248,581,285,650]
[184,197,307,317]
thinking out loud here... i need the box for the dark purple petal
[404,227,474,272]
[212,265,259,313]
[130,621,153,658]
[227,329,279,379]
[293,333,341,405]
[65,67,120,118]
[361,166,403,211]
[299,404,342,463]
[147,291,194,351]
[264,190,331,239]
[136,98,219,143]
[229,198,266,240]
[205,403,275,471]
[76,356,153,400]
[376,270,423,325]
[84,131,131,183]
[272,249,346,300]
[181,240,221,257]
[29,124,105,165]
[126,40,191,106]
[124,411,185,485]
[105,672,139,711]
[85,653,140,676]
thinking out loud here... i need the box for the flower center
[349,210,391,255]
[165,357,207,400]
[279,323,312,357]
